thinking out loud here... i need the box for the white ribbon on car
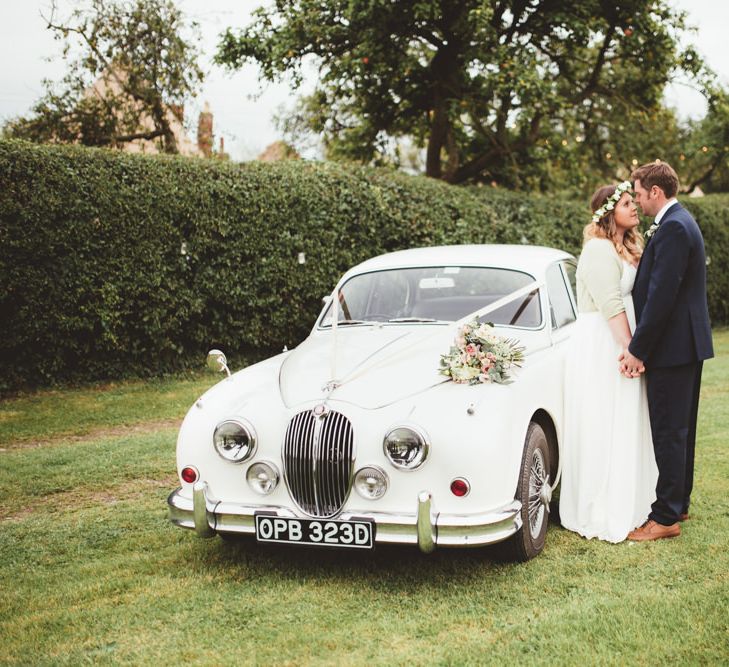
[326,280,543,393]
[330,287,339,381]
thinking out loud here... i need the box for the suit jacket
[629,202,714,368]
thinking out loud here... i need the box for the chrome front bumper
[167,482,522,553]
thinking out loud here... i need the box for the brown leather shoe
[627,520,680,541]
[679,513,690,522]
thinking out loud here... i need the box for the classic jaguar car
[167,244,578,560]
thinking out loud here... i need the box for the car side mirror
[206,349,231,377]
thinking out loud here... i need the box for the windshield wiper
[335,319,368,326]
[388,317,440,323]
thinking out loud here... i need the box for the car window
[364,270,410,316]
[562,260,577,303]
[546,262,576,329]
[320,266,542,328]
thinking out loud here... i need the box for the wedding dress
[560,261,658,543]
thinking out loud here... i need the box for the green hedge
[1,140,727,392]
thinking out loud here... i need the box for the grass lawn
[1,333,728,665]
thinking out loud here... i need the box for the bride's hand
[618,348,645,378]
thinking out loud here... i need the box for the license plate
[254,514,374,550]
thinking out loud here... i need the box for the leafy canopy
[5,0,203,153]
[216,0,712,191]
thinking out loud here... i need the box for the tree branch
[685,152,724,193]
[451,146,501,183]
[414,27,444,49]
[491,1,507,30]
[112,128,165,143]
[504,0,531,44]
[578,21,618,101]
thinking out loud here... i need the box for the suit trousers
[645,361,703,525]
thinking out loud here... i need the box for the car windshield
[320,266,541,328]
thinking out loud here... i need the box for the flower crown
[591,180,632,224]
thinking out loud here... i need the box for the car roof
[341,244,574,280]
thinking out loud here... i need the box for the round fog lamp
[354,466,389,500]
[246,461,280,495]
[383,425,430,470]
[213,419,257,463]
[181,466,198,484]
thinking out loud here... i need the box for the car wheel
[503,421,551,562]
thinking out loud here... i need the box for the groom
[620,161,713,541]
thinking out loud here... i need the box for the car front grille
[282,408,354,518]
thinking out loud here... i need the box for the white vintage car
[168,245,578,560]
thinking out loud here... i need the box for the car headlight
[213,419,257,463]
[383,425,430,470]
[354,466,389,500]
[246,461,280,495]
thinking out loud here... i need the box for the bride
[559,182,658,543]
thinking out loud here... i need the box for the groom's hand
[618,348,645,378]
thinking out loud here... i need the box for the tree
[216,0,710,190]
[680,88,729,194]
[5,0,203,153]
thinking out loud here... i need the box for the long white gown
[560,261,658,543]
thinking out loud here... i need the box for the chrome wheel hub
[527,449,551,539]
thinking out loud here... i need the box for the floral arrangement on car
[439,319,525,385]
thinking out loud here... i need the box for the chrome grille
[282,408,354,518]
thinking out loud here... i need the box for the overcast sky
[1,1,727,162]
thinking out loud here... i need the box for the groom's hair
[631,161,679,198]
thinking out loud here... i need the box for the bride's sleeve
[579,240,624,320]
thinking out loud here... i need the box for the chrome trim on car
[434,503,523,547]
[192,481,215,538]
[417,491,436,553]
[282,408,355,518]
[168,486,522,551]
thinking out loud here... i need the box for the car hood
[279,325,532,410]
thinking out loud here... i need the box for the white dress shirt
[655,197,678,224]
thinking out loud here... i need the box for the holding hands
[606,313,644,378]
[618,348,645,378]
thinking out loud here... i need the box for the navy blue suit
[629,202,713,525]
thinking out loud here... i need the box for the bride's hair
[584,184,644,264]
